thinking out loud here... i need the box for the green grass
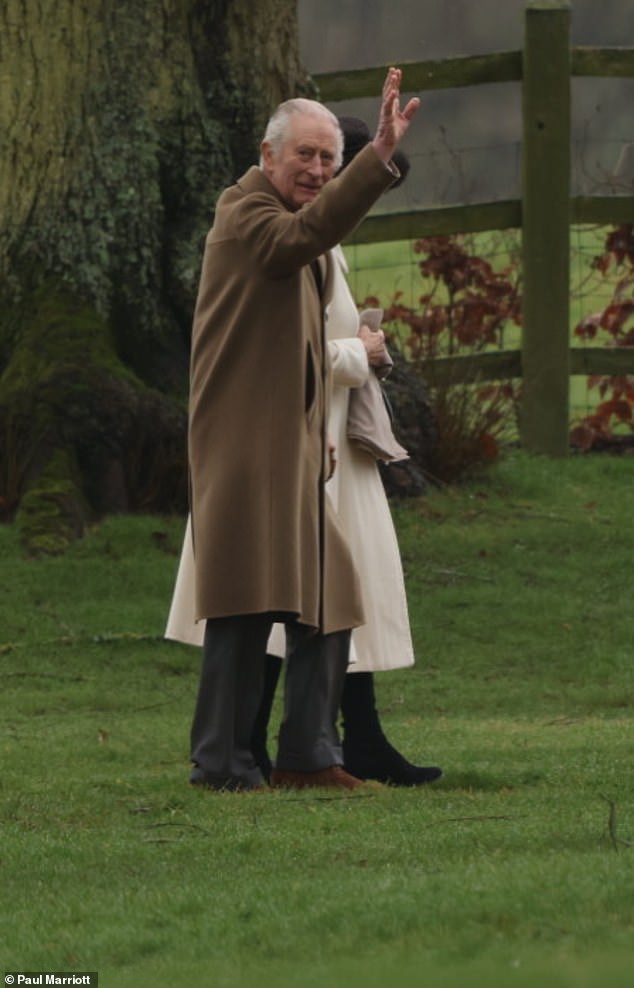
[1,451,633,987]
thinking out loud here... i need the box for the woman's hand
[358,323,387,367]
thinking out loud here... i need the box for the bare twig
[600,794,634,850]
[145,821,212,835]
[430,814,516,825]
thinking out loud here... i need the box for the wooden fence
[314,0,634,455]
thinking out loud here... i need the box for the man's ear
[260,140,274,171]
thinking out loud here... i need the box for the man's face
[261,113,339,210]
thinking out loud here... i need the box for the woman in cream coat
[166,118,441,786]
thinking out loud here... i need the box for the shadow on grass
[437,769,545,792]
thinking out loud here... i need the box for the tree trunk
[0,0,311,552]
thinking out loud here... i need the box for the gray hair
[260,98,344,170]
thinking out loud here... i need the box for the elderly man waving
[187,68,419,791]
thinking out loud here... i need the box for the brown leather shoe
[270,765,365,790]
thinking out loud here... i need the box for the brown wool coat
[188,144,396,634]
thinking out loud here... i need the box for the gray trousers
[275,622,350,771]
[190,613,350,788]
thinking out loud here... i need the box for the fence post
[520,1,571,455]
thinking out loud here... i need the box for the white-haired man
[187,69,419,791]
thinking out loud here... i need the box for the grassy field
[1,450,633,987]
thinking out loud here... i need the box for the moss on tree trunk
[0,0,311,552]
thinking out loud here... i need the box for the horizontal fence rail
[314,51,523,101]
[314,48,634,99]
[346,197,634,244]
[420,348,634,388]
[571,47,634,78]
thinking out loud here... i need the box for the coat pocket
[304,341,316,415]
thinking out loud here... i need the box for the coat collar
[236,165,287,205]
[235,166,335,305]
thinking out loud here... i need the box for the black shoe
[343,739,442,787]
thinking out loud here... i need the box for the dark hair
[337,115,410,187]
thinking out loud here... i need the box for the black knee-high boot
[340,672,442,786]
[250,653,283,782]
